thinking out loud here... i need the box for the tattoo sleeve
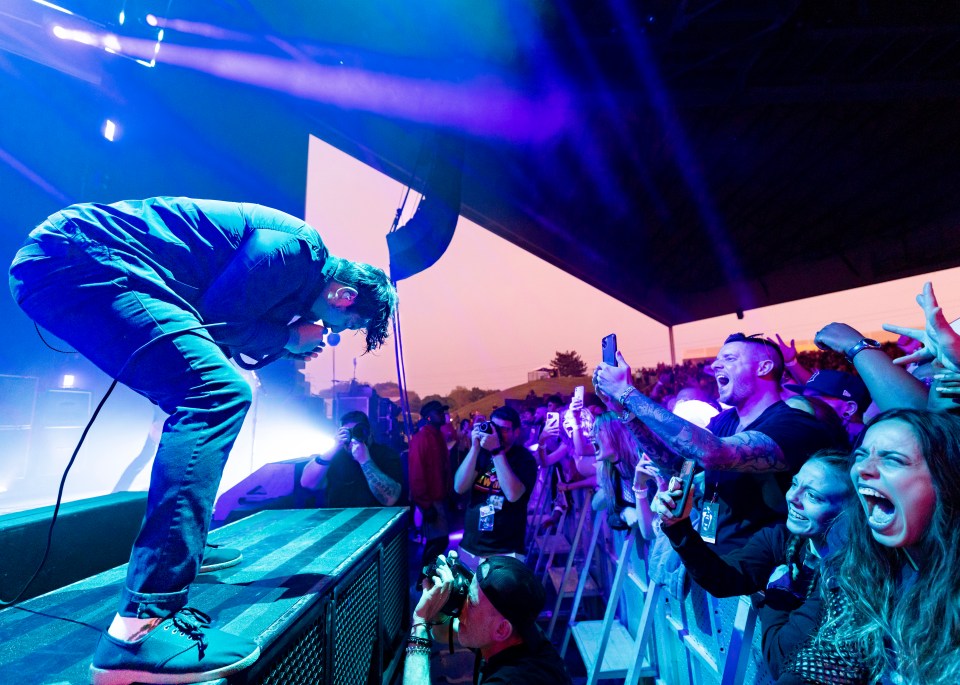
[621,391,789,472]
[360,460,402,505]
[625,419,683,472]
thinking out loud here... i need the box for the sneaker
[90,607,260,685]
[199,543,242,573]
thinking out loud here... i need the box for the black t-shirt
[706,401,842,554]
[462,444,538,556]
[479,638,573,684]
[321,442,403,508]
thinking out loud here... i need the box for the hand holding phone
[632,463,652,492]
[673,459,697,513]
[652,459,697,526]
[544,412,560,435]
[601,333,618,366]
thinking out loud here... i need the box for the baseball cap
[420,400,449,417]
[784,370,870,414]
[476,556,545,642]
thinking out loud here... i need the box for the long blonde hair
[592,412,641,510]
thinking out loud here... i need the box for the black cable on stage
[0,377,118,607]
[0,322,227,607]
[387,138,431,439]
[391,293,414,438]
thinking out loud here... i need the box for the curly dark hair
[334,260,398,352]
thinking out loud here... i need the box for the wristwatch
[845,338,881,363]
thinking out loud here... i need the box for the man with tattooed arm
[595,333,842,555]
[301,410,403,508]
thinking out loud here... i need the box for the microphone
[327,332,341,347]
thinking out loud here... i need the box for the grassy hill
[451,375,592,420]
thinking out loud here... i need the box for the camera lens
[421,555,474,619]
[350,424,370,442]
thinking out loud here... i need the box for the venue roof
[3,0,959,326]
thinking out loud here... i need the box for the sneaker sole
[198,552,243,574]
[89,645,260,685]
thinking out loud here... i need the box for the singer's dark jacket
[11,197,340,358]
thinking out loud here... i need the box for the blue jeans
[9,216,252,618]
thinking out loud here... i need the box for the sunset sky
[304,136,960,400]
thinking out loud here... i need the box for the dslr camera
[422,554,474,620]
[476,421,502,442]
[476,421,494,434]
[348,423,370,443]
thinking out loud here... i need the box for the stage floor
[0,507,408,685]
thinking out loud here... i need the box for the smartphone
[602,333,618,366]
[573,385,584,404]
[674,459,697,513]
[544,412,560,432]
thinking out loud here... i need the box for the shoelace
[170,607,212,657]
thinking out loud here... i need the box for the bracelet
[617,387,638,407]
[410,622,434,640]
[313,455,331,466]
[407,635,432,647]
[405,643,432,656]
[784,358,799,367]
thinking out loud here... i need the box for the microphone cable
[0,321,229,607]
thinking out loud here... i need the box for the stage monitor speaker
[0,492,147,602]
[212,458,317,527]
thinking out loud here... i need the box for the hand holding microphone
[285,322,330,358]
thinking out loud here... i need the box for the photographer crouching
[404,552,572,684]
[300,410,403,507]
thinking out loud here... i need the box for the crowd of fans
[399,280,960,685]
[21,197,957,685]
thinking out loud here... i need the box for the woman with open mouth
[783,408,960,685]
[651,448,854,680]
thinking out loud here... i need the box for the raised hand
[593,350,633,402]
[883,282,960,371]
[766,333,798,365]
[813,322,865,354]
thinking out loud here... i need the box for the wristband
[618,387,638,407]
[784,358,799,367]
[845,338,882,363]
[491,447,505,456]
[313,455,331,466]
[410,623,433,639]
